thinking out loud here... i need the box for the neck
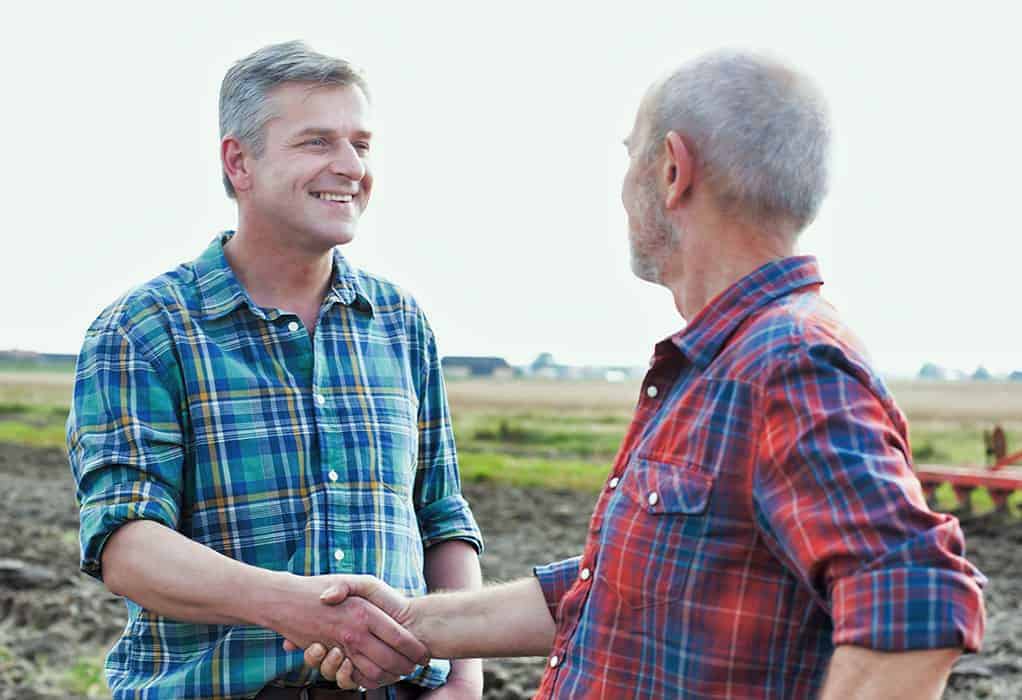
[662,213,796,320]
[224,216,334,311]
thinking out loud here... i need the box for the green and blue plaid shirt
[67,232,483,699]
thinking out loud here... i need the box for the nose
[330,140,366,181]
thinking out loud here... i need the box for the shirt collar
[193,231,374,320]
[671,255,823,369]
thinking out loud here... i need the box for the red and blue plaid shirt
[534,256,985,699]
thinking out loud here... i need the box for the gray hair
[218,40,369,198]
[646,50,830,233]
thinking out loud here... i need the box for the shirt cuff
[417,493,484,554]
[831,566,986,652]
[399,658,450,689]
[78,478,180,581]
[533,556,582,621]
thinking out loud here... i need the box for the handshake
[273,574,555,692]
[279,575,433,691]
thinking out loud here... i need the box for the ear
[662,131,693,209]
[221,137,253,195]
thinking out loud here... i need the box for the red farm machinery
[916,425,1022,512]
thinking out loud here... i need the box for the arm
[103,519,430,686]
[312,575,556,660]
[820,646,960,700]
[422,540,484,693]
[755,345,985,656]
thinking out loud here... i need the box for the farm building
[441,356,513,379]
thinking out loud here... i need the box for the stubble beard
[629,182,678,284]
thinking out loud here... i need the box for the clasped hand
[280,574,423,691]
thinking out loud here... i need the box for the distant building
[441,356,513,379]
[1009,371,1022,382]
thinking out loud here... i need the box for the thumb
[345,575,410,621]
[319,579,352,605]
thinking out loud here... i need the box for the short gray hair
[218,40,369,198]
[646,50,830,233]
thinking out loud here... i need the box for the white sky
[4,1,1021,377]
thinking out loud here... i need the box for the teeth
[315,192,353,202]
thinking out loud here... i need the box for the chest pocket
[367,391,420,495]
[598,456,714,609]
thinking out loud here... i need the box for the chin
[629,250,662,284]
[308,225,357,248]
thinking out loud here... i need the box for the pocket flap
[633,457,713,515]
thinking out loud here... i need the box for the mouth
[310,191,356,206]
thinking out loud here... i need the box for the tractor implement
[916,425,1022,512]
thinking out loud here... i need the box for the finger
[366,606,430,667]
[343,634,406,688]
[303,643,328,670]
[334,656,360,690]
[282,639,299,652]
[319,646,345,681]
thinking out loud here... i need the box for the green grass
[453,410,628,460]
[459,450,611,492]
[62,656,109,698]
[0,358,75,373]
[911,424,1022,466]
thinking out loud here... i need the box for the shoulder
[724,292,883,392]
[349,267,433,332]
[81,263,199,367]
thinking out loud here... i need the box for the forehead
[265,82,372,134]
[629,83,660,140]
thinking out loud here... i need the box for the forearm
[423,540,484,684]
[820,645,960,700]
[101,519,294,629]
[409,577,556,659]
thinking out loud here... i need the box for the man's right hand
[271,574,428,689]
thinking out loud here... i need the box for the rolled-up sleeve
[66,323,185,581]
[533,556,582,621]
[411,307,483,554]
[754,344,985,652]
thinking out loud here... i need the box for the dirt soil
[0,444,1018,699]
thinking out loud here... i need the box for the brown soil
[0,445,1018,699]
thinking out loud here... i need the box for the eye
[302,137,329,147]
[354,141,371,154]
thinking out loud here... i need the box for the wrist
[239,569,305,631]
[447,658,483,689]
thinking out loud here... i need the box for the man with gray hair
[67,41,484,699]
[296,51,986,698]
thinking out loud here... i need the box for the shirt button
[648,492,659,507]
[580,567,591,581]
[287,321,300,332]
[334,549,345,562]
[608,477,620,489]
[549,655,560,668]
[646,385,659,398]
[328,470,339,482]
[315,393,326,406]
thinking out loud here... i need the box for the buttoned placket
[543,350,686,698]
[314,293,354,576]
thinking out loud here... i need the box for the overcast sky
[4,1,1020,376]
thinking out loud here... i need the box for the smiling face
[239,82,373,251]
